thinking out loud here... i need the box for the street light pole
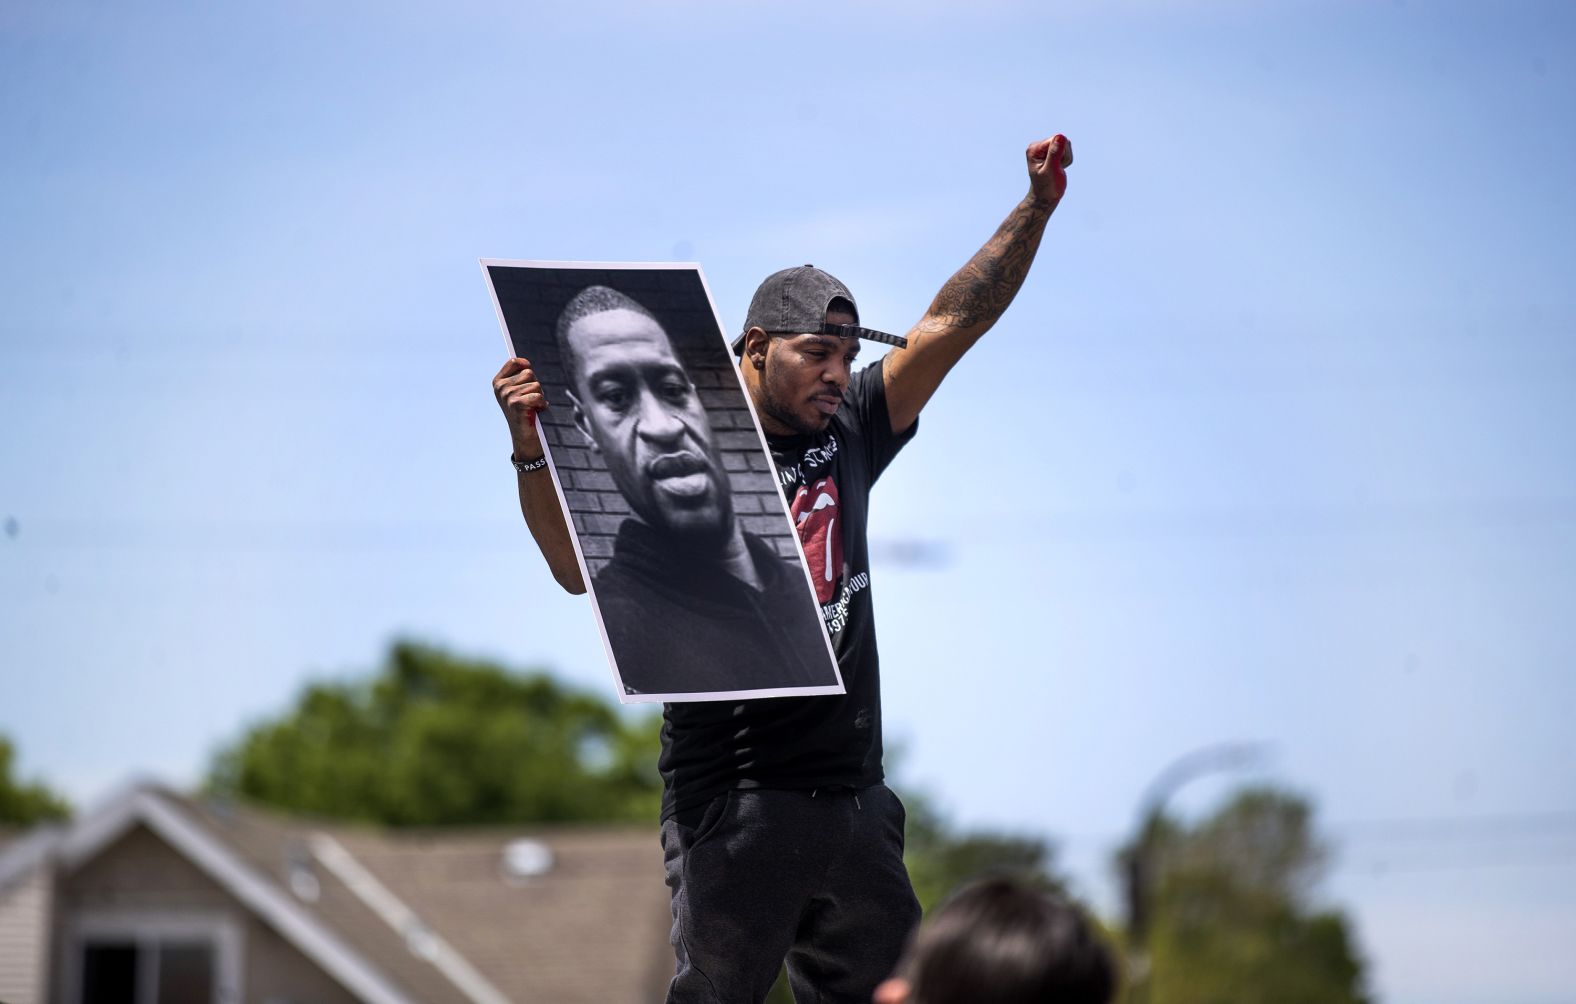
[1122,742,1268,1003]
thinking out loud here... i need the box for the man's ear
[567,390,598,452]
[872,977,910,1004]
[743,326,771,371]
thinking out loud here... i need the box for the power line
[1047,811,1576,865]
[1328,810,1576,843]
[8,496,1576,555]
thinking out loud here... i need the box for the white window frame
[62,909,244,1004]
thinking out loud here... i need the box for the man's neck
[718,522,764,591]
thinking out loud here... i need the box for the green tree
[0,735,71,824]
[902,791,1065,914]
[207,641,663,825]
[1124,787,1369,1004]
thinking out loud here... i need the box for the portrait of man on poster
[486,265,842,702]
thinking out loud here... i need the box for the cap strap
[821,322,908,349]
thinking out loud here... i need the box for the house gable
[56,821,365,1004]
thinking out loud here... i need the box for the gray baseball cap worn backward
[730,264,908,355]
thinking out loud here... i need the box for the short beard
[642,473,736,554]
[759,366,828,437]
[657,510,734,553]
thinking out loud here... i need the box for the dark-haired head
[875,877,1117,1004]
[555,285,659,384]
[553,284,733,545]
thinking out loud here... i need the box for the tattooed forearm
[882,141,1067,433]
[920,194,1053,336]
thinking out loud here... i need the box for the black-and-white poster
[482,261,844,704]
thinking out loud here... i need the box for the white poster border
[480,259,845,705]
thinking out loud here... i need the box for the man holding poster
[485,263,842,702]
[492,133,1074,1003]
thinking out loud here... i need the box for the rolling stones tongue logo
[791,478,842,603]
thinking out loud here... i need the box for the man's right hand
[1026,134,1073,209]
[493,357,549,458]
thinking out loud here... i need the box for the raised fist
[1026,134,1074,207]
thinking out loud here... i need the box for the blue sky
[4,2,1574,1001]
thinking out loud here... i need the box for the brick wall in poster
[490,265,803,578]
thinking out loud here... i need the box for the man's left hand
[1026,134,1074,207]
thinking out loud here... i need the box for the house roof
[0,782,673,1003]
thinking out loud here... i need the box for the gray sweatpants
[661,784,922,1004]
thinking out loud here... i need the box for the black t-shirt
[658,357,917,822]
